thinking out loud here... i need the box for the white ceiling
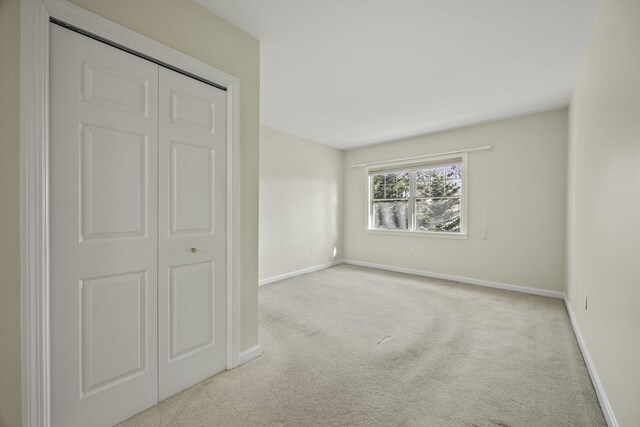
[196,0,601,149]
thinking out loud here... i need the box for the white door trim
[20,1,242,425]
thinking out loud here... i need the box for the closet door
[157,67,228,399]
[50,24,159,427]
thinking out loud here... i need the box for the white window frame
[366,153,468,239]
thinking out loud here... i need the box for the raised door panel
[81,271,148,396]
[170,90,215,131]
[169,262,214,360]
[81,125,148,240]
[170,141,214,235]
[82,61,149,117]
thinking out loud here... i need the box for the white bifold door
[157,66,227,400]
[50,24,227,427]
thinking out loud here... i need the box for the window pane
[444,164,462,179]
[371,171,409,199]
[372,201,409,230]
[416,164,461,198]
[372,175,385,199]
[415,198,461,232]
[416,169,432,197]
[429,167,448,197]
[384,184,397,199]
[444,178,462,196]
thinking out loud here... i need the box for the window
[368,156,466,236]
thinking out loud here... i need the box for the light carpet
[122,264,606,426]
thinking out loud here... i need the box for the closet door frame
[20,1,244,426]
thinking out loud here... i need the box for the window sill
[366,229,468,239]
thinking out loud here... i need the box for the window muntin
[369,159,464,234]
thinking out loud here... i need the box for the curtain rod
[350,145,492,168]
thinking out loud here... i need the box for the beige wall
[259,126,343,281]
[344,109,568,292]
[0,0,22,425]
[0,1,260,424]
[567,0,640,424]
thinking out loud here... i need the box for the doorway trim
[20,1,243,425]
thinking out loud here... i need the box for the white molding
[225,36,242,373]
[21,1,242,425]
[21,0,52,425]
[259,260,344,286]
[237,345,263,366]
[342,259,565,299]
[564,299,618,427]
[259,259,564,299]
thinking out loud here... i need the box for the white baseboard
[259,260,344,286]
[237,344,263,367]
[564,299,618,427]
[342,259,564,299]
[260,258,564,298]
